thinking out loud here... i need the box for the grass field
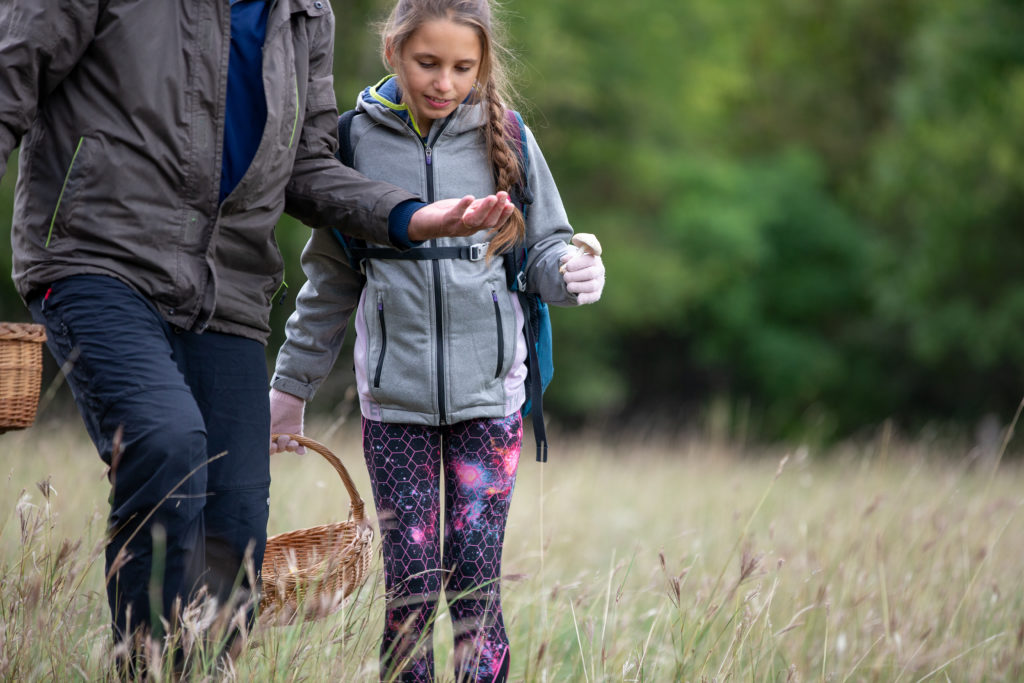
[2,417,1022,681]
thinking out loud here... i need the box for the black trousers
[30,275,271,646]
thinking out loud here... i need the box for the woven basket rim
[263,524,373,573]
[266,518,363,540]
[0,322,47,343]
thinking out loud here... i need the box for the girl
[269,0,604,680]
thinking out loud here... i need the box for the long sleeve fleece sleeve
[283,7,420,246]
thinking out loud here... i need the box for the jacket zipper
[492,290,504,378]
[431,260,446,422]
[422,119,453,424]
[374,298,387,388]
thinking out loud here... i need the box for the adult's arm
[0,2,100,180]
[283,7,413,245]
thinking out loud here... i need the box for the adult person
[0,0,513,671]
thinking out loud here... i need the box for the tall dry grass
[2,418,1022,681]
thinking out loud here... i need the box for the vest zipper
[422,120,452,424]
[432,260,446,423]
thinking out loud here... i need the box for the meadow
[2,416,1022,681]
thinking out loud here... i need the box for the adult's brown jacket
[0,0,416,342]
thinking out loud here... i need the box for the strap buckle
[468,242,489,261]
[516,271,528,291]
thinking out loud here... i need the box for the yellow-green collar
[369,75,426,138]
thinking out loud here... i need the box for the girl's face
[389,18,482,134]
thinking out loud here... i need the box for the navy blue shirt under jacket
[221,0,270,202]
[219,0,426,243]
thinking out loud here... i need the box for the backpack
[332,108,553,462]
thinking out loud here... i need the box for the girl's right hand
[560,233,606,305]
[269,388,306,454]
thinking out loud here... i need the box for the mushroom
[559,233,603,273]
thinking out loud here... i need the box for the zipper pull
[425,147,432,165]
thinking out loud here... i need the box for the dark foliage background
[3,0,1023,444]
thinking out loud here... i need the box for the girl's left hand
[561,250,605,305]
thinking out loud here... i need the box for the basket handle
[270,433,365,524]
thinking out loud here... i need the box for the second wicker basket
[0,322,47,434]
[261,433,374,624]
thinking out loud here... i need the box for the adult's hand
[407,192,515,242]
[269,388,306,454]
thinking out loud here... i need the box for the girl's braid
[481,78,525,261]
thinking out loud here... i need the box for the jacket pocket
[45,137,89,248]
[492,289,504,378]
[290,0,331,16]
[361,274,439,416]
[373,294,388,388]
[288,76,300,149]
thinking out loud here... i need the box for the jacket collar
[358,75,486,141]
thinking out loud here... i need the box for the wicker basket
[0,322,47,434]
[261,433,374,624]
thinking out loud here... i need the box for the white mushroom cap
[570,233,602,256]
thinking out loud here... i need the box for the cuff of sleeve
[388,199,427,249]
[270,375,318,402]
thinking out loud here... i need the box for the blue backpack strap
[332,109,366,270]
[502,110,533,292]
[518,288,549,462]
[502,110,549,462]
[336,108,358,168]
[504,110,534,215]
[330,228,360,271]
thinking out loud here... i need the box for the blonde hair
[381,0,525,260]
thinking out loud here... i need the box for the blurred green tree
[864,0,1024,423]
[3,0,1023,442]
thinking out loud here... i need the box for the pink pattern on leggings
[362,413,522,682]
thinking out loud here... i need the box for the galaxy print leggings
[361,413,523,683]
